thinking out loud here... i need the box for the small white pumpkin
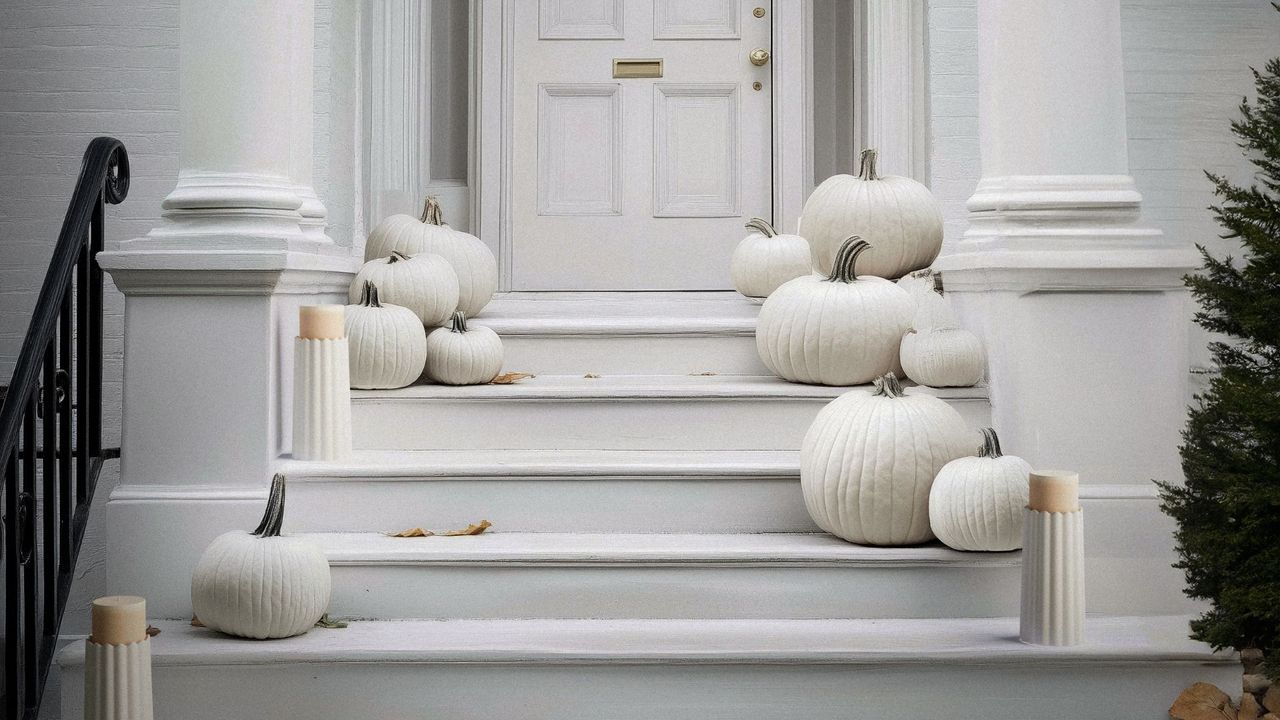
[345,281,427,389]
[365,196,498,317]
[929,428,1031,552]
[756,237,913,386]
[801,373,972,546]
[800,148,943,280]
[900,290,986,388]
[896,268,942,310]
[191,474,331,639]
[350,250,459,326]
[424,311,503,385]
[730,217,813,299]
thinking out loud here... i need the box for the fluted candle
[85,596,153,720]
[1020,470,1085,645]
[293,305,353,461]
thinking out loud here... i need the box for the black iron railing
[1,137,127,719]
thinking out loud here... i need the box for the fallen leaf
[315,614,348,629]
[389,520,492,537]
[583,373,601,379]
[190,616,205,628]
[490,372,534,385]
[1171,682,1236,720]
[442,520,492,536]
[689,371,717,376]
[388,527,434,537]
[146,625,161,637]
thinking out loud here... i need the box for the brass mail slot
[613,58,663,79]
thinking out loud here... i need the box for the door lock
[749,48,771,67]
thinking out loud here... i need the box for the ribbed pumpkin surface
[345,300,426,389]
[929,454,1031,551]
[800,388,971,545]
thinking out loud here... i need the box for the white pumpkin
[365,196,498,317]
[800,148,943,280]
[900,290,986,388]
[896,268,942,310]
[424,311,503,385]
[929,428,1031,552]
[191,474,331,639]
[345,281,427,389]
[756,237,913,386]
[350,250,459,326]
[800,373,972,546]
[730,217,813,299]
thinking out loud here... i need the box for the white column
[936,0,1197,485]
[863,0,927,180]
[97,0,357,618]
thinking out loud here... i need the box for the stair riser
[326,564,1021,620]
[352,398,993,451]
[288,478,818,533]
[501,334,768,375]
[61,659,1238,720]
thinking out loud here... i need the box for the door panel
[513,0,773,290]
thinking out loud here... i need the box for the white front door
[511,0,773,290]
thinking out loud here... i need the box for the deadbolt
[749,48,771,66]
[753,7,766,18]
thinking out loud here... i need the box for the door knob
[749,48,771,66]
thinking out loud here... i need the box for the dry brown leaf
[442,520,492,536]
[583,373,601,379]
[190,616,205,628]
[389,520,491,537]
[1171,683,1236,720]
[689,371,717,376]
[490,372,534,385]
[146,625,161,637]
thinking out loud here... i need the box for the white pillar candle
[85,596,153,720]
[293,307,353,461]
[1020,471,1085,646]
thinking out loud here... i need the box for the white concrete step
[283,449,816,533]
[351,375,991,451]
[306,531,1021,620]
[478,291,767,375]
[58,615,1235,719]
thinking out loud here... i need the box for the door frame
[471,0,812,291]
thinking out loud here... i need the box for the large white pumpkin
[900,291,986,388]
[756,237,913,386]
[365,196,498,317]
[191,474,331,639]
[800,148,943,280]
[800,373,972,545]
[424,311,504,385]
[929,428,1031,552]
[730,217,813,299]
[350,250,459,326]
[345,281,427,389]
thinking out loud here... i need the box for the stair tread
[60,616,1228,667]
[305,531,1021,567]
[480,291,759,335]
[352,373,990,401]
[282,448,801,479]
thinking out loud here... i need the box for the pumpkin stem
[978,427,1003,459]
[359,281,383,308]
[858,148,880,181]
[872,372,904,399]
[252,474,287,538]
[826,236,871,283]
[744,217,777,238]
[418,196,446,226]
[932,272,945,295]
[388,250,411,264]
[448,310,468,333]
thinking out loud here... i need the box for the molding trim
[773,0,811,233]
[98,251,359,296]
[863,0,928,182]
